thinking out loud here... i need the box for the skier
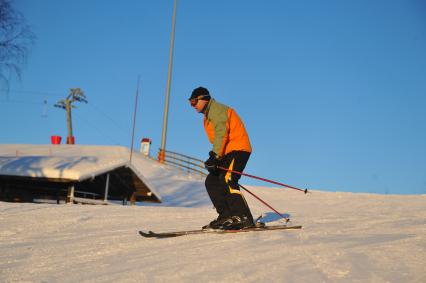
[189,86,255,230]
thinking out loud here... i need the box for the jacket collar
[203,99,214,116]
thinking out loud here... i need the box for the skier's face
[191,99,208,113]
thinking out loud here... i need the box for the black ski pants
[205,150,253,221]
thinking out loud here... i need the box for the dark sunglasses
[189,95,206,107]
[189,98,199,107]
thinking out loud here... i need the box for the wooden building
[0,144,161,205]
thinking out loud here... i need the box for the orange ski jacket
[203,99,252,157]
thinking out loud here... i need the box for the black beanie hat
[189,86,211,100]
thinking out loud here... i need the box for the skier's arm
[211,108,229,157]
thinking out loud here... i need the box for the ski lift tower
[54,88,88,144]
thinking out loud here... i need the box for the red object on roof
[51,136,62,145]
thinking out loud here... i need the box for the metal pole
[218,166,308,194]
[159,0,177,163]
[130,76,141,164]
[239,184,289,222]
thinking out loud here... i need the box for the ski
[139,224,302,238]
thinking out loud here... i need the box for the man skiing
[189,86,255,230]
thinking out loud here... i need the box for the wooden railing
[159,149,208,177]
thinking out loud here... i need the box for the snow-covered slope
[0,156,425,282]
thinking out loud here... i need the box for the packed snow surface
[1,154,425,283]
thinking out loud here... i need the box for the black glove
[204,151,220,173]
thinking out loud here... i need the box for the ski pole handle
[218,166,308,194]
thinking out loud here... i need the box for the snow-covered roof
[0,144,161,202]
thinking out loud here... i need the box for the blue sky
[1,0,425,194]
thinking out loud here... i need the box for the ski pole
[218,166,308,194]
[239,184,290,222]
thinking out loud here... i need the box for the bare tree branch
[0,0,35,92]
